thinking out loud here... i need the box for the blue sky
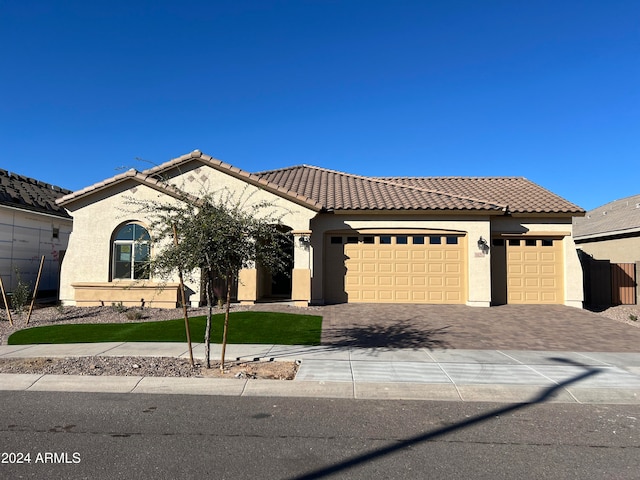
[1,0,637,211]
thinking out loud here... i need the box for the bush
[126,310,144,321]
[110,302,127,314]
[11,269,31,313]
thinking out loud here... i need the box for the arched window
[112,223,151,280]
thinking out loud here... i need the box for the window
[429,236,442,245]
[380,236,392,244]
[525,239,537,247]
[363,236,374,244]
[508,239,520,246]
[446,236,458,245]
[330,236,343,244]
[492,238,505,247]
[412,236,425,245]
[396,235,408,244]
[346,236,359,244]
[113,223,151,280]
[542,239,554,247]
[52,227,60,239]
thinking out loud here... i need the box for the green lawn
[7,312,322,345]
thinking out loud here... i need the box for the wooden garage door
[506,237,563,304]
[325,233,466,304]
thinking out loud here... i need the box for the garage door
[325,233,466,304]
[506,237,563,304]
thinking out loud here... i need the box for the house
[56,150,586,309]
[573,194,640,305]
[0,169,72,300]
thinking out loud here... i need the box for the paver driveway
[251,303,640,352]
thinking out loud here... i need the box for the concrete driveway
[251,303,640,352]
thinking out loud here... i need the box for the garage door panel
[429,264,443,273]
[395,263,410,273]
[362,263,377,273]
[379,263,392,273]
[429,251,443,260]
[395,291,410,301]
[412,264,426,273]
[445,264,460,273]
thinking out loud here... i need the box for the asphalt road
[0,392,638,479]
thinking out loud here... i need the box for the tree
[146,188,291,370]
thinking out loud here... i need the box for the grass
[7,312,322,346]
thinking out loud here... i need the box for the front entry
[259,227,294,300]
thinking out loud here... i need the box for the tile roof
[256,165,584,214]
[56,151,584,215]
[0,169,71,218]
[573,193,640,240]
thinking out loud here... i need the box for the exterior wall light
[477,236,489,254]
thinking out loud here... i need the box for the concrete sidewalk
[1,342,639,404]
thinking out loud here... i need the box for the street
[1,391,638,479]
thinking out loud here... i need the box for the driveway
[252,303,640,352]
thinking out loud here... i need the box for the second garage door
[325,232,466,304]
[506,237,564,304]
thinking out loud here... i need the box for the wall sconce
[477,236,489,254]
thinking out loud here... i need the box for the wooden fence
[579,252,637,306]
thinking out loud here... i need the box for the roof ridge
[378,177,508,211]
[265,165,507,210]
[378,175,526,180]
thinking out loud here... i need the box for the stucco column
[237,261,258,305]
[467,223,492,307]
[291,230,312,306]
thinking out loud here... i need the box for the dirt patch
[0,356,298,380]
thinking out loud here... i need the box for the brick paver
[250,303,640,352]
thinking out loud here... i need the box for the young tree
[146,188,291,369]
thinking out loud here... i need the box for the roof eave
[574,226,640,242]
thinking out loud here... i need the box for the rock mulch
[0,356,298,379]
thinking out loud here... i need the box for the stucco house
[0,169,72,300]
[56,150,585,309]
[573,194,640,305]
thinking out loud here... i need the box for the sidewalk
[1,342,639,404]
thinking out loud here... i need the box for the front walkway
[1,342,639,403]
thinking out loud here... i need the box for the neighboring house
[573,194,640,305]
[0,169,72,301]
[56,150,585,309]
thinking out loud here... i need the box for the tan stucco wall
[309,213,493,307]
[491,216,584,308]
[59,164,317,307]
[577,236,640,264]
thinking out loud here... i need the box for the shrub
[11,269,32,313]
[126,310,144,321]
[110,302,127,314]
